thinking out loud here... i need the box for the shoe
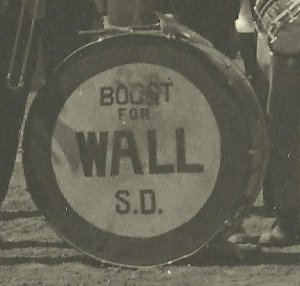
[206,232,261,260]
[259,220,298,247]
[208,239,261,260]
[227,232,259,244]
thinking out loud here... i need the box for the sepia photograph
[0,0,300,285]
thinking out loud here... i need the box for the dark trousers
[41,0,97,75]
[264,54,300,231]
[0,0,96,204]
[0,1,37,203]
[171,0,241,58]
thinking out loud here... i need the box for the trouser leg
[239,32,257,78]
[41,0,97,75]
[0,1,38,203]
[170,0,240,58]
[0,0,100,204]
[264,54,300,234]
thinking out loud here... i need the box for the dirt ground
[1,151,300,286]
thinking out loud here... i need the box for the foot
[207,233,261,260]
[208,239,260,259]
[259,220,299,247]
[227,232,259,244]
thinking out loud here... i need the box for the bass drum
[22,32,267,267]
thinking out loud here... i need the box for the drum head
[23,34,265,267]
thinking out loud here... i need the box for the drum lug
[156,12,213,48]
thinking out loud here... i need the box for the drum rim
[23,33,265,267]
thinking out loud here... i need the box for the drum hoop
[22,32,267,267]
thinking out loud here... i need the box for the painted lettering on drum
[100,86,114,106]
[100,81,173,106]
[100,81,174,122]
[76,132,108,177]
[115,189,159,215]
[139,189,157,215]
[176,128,204,173]
[130,84,144,105]
[115,190,131,215]
[51,63,221,238]
[118,107,151,120]
[111,130,143,176]
[148,129,175,175]
[75,128,204,177]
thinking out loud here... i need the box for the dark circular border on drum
[23,34,251,267]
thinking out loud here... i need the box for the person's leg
[260,54,300,245]
[170,0,241,58]
[0,1,38,204]
[42,0,97,76]
[236,0,256,74]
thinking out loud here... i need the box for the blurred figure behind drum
[168,0,241,58]
[233,0,300,246]
[253,0,300,246]
[0,0,104,207]
[260,54,300,246]
[42,0,105,75]
[0,1,38,205]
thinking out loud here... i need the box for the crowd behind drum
[0,0,300,256]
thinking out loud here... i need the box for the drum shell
[22,32,268,267]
